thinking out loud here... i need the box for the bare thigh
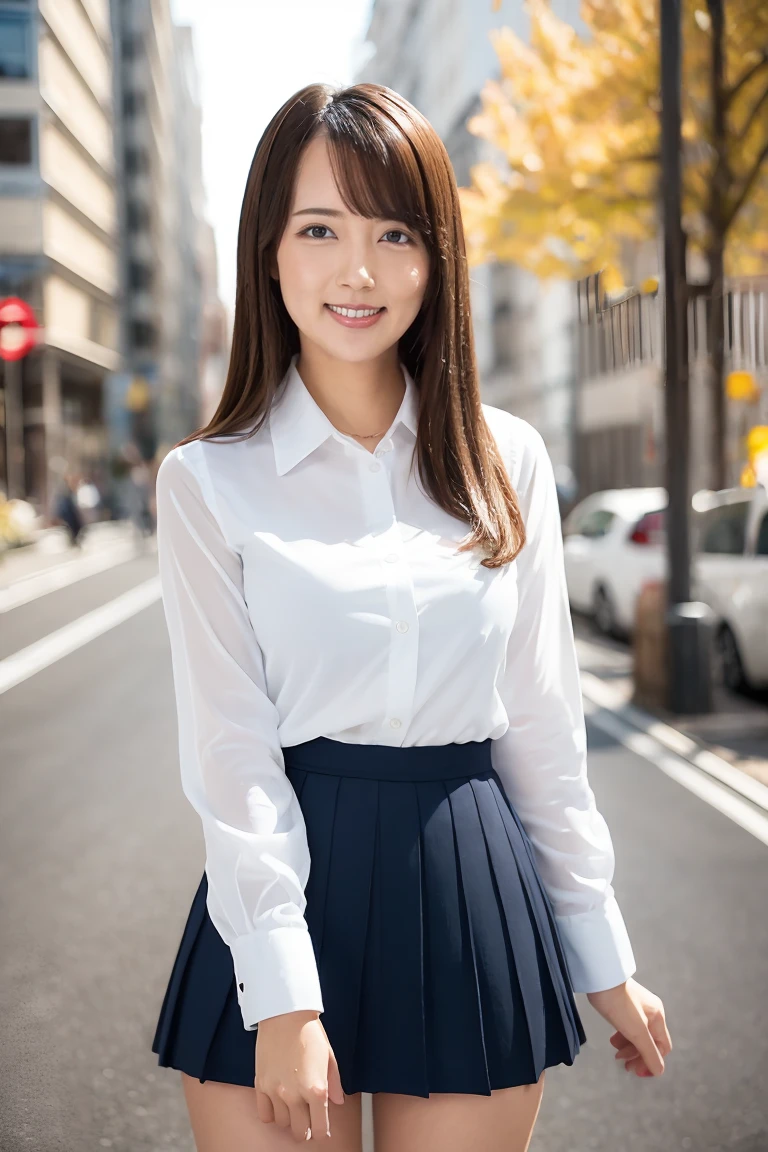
[372,1071,545,1152]
[181,1073,364,1152]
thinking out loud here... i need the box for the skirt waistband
[282,735,494,782]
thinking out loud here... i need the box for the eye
[299,225,335,240]
[382,229,412,245]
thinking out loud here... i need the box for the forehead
[291,135,343,206]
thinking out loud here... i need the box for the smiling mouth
[325,304,386,318]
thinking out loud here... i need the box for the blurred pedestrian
[53,472,85,548]
[114,442,154,545]
[149,83,671,1151]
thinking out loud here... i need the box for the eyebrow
[292,207,345,217]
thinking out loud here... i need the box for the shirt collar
[269,353,420,477]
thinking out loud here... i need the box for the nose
[336,246,375,293]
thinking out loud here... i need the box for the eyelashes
[298,225,414,246]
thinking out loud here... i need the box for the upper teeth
[328,306,382,317]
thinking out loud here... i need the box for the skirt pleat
[151,738,588,1097]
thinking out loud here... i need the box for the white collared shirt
[155,353,637,1030]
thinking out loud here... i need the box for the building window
[126,199,150,230]
[0,117,32,164]
[130,319,156,350]
[0,11,32,79]
[128,261,153,291]
[125,146,149,175]
[121,32,142,59]
[122,90,146,117]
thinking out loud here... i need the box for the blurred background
[1,1,767,1150]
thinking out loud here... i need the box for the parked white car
[562,487,668,637]
[563,484,768,691]
[693,486,768,692]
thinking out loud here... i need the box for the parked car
[692,486,768,692]
[562,487,668,637]
[563,484,768,691]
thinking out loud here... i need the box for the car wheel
[715,624,748,693]
[593,584,616,637]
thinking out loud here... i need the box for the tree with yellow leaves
[462,0,768,489]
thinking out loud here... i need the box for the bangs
[319,101,432,241]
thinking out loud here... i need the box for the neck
[295,345,405,441]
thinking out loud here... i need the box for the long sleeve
[155,443,324,1028]
[490,423,637,993]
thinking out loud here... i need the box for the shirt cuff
[555,894,637,993]
[230,926,325,1030]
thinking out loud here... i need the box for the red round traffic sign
[0,296,40,361]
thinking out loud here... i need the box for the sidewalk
[575,623,768,791]
[0,520,154,610]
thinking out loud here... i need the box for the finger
[327,1050,345,1106]
[614,1044,639,1061]
[651,1012,673,1056]
[307,1084,330,1142]
[255,1089,275,1125]
[609,1032,629,1051]
[289,1099,313,1144]
[627,1019,665,1076]
[272,1095,291,1129]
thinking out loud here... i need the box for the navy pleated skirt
[152,736,587,1097]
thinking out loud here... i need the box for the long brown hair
[177,82,525,568]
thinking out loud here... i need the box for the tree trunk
[707,240,727,489]
[707,0,728,490]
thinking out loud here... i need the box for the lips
[324,304,387,329]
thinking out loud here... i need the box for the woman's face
[274,134,430,364]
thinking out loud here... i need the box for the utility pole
[660,0,714,714]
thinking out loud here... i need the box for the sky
[170,0,375,316]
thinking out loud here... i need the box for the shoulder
[155,438,230,528]
[480,403,551,491]
[156,439,207,504]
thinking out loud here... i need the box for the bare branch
[622,151,661,164]
[725,51,768,110]
[725,137,768,230]
[736,82,768,145]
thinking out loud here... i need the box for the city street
[1,546,766,1152]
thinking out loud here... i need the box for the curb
[580,669,768,814]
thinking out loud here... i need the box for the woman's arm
[155,442,324,1029]
[490,420,637,993]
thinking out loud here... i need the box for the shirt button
[384,552,398,563]
[389,717,402,728]
[369,461,381,472]
[395,620,409,633]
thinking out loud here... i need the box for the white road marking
[580,669,768,813]
[0,538,149,613]
[0,577,162,695]
[582,694,768,847]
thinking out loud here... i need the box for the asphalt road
[1,552,766,1152]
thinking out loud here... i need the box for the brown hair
[177,82,525,568]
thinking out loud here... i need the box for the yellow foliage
[460,0,768,285]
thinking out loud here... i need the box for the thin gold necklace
[338,427,388,439]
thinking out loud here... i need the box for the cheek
[396,256,429,305]
[276,244,324,313]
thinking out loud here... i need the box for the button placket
[356,447,418,743]
[381,537,418,743]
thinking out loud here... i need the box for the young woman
[151,83,671,1152]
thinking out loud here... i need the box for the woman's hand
[586,977,672,1078]
[254,1009,345,1142]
